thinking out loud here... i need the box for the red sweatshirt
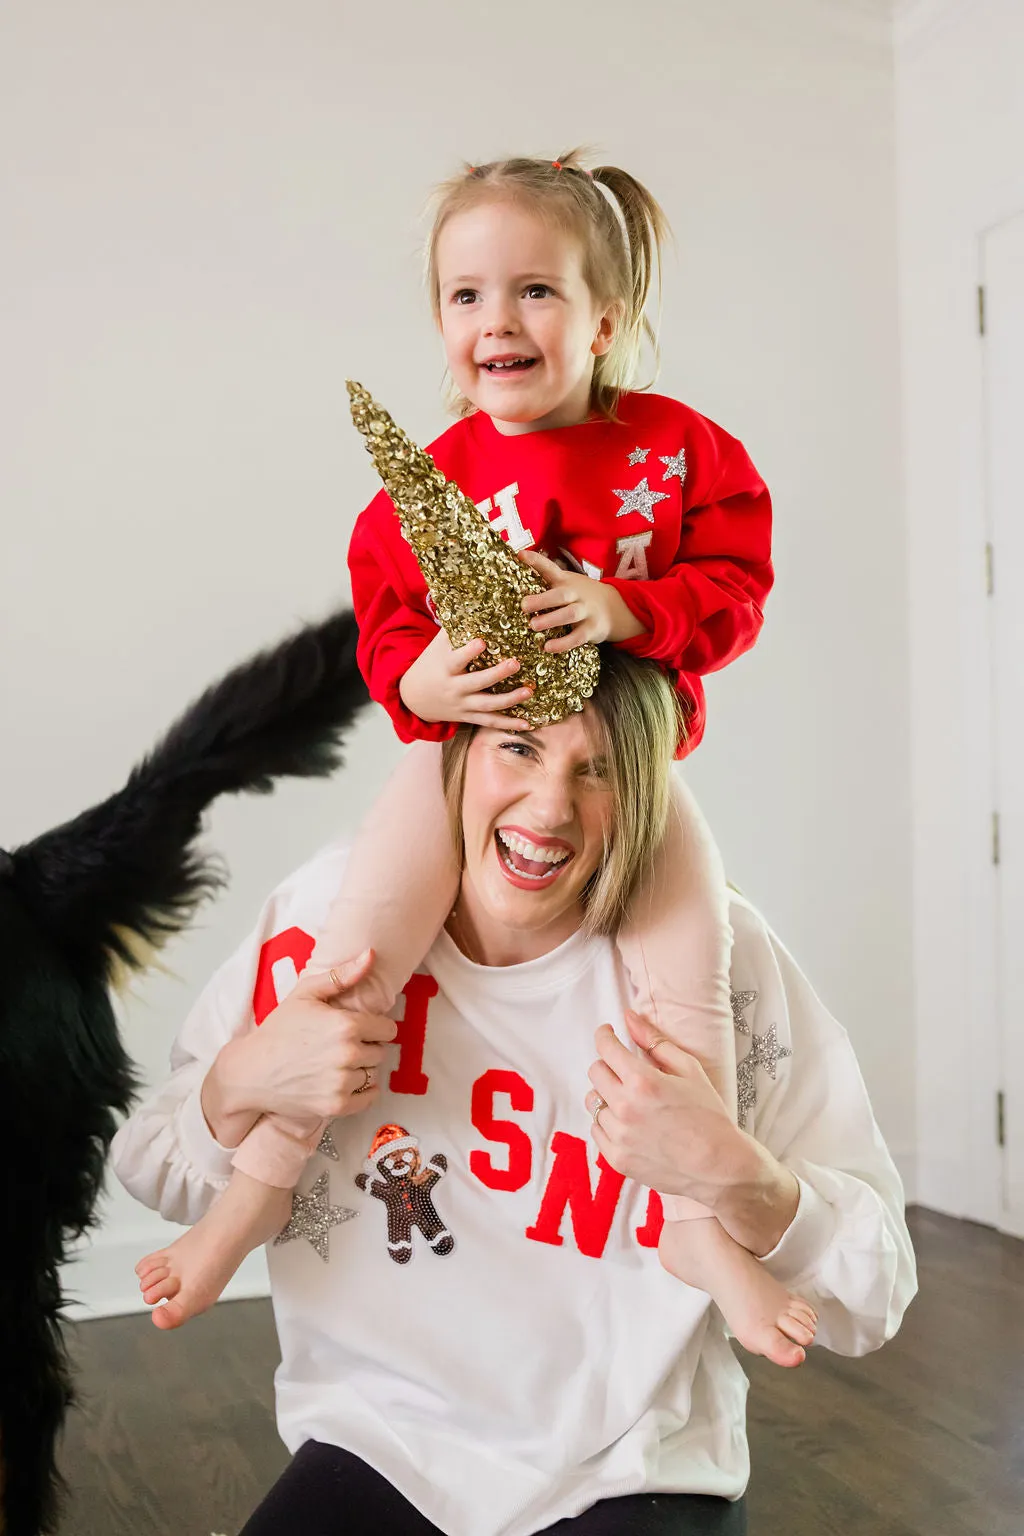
[348,391,773,756]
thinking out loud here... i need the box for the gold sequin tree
[348,381,600,726]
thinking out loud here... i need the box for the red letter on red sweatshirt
[525,1132,626,1259]
[253,927,315,1025]
[388,973,438,1096]
[469,1070,534,1191]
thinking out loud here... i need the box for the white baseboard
[61,1227,270,1322]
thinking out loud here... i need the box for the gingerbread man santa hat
[364,1123,419,1177]
[347,381,601,727]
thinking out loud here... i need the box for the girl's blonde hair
[426,149,670,422]
[440,648,682,939]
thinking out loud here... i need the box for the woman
[112,649,916,1536]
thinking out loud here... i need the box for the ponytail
[587,158,670,415]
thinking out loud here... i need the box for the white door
[986,211,1024,1238]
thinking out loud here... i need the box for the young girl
[137,151,815,1368]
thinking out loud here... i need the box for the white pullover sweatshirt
[112,842,916,1536]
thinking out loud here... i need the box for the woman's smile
[494,824,576,889]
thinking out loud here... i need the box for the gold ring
[591,1095,607,1128]
[353,1066,374,1095]
[641,1035,671,1057]
[329,968,342,988]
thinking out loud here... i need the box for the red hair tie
[552,159,593,178]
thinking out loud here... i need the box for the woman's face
[455,711,614,961]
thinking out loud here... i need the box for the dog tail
[11,607,367,978]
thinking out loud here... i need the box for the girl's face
[454,712,614,965]
[435,199,617,434]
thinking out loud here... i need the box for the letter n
[525,1132,626,1259]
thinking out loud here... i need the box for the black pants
[239,1441,747,1535]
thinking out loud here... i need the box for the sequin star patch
[274,1171,357,1261]
[613,478,670,523]
[659,447,687,483]
[732,989,792,1129]
[731,990,759,1034]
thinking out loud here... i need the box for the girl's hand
[519,550,647,652]
[399,628,533,730]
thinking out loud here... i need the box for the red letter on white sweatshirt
[634,1189,664,1248]
[469,1069,534,1191]
[525,1132,626,1259]
[388,973,438,1096]
[253,927,316,1025]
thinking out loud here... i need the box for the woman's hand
[202,949,398,1141]
[585,1012,743,1207]
[519,550,647,652]
[586,1010,799,1254]
[398,629,533,729]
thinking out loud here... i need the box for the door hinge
[997,1090,1005,1148]
[985,542,995,595]
[978,283,986,335]
[992,811,1001,866]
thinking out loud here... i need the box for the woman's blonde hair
[426,149,670,422]
[440,648,682,939]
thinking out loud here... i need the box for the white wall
[894,0,1024,1222]
[0,0,912,1317]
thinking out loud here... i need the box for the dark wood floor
[55,1208,1023,1536]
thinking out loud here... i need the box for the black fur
[0,608,368,1535]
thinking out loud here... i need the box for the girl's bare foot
[659,1213,818,1367]
[135,1172,291,1330]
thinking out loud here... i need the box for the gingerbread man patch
[355,1123,456,1265]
